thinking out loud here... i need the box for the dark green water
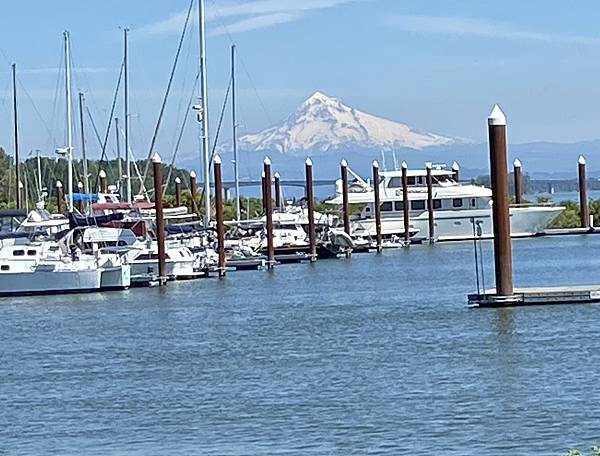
[2,235,600,455]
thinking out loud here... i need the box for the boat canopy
[68,212,125,229]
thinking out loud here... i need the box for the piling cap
[305,157,313,166]
[425,161,432,169]
[372,160,379,168]
[340,159,348,167]
[488,104,507,126]
[214,154,222,165]
[99,169,107,178]
[513,158,522,168]
[56,180,63,188]
[579,155,586,165]
[175,177,181,184]
[401,161,408,169]
[189,170,196,178]
[152,153,162,164]
[263,156,272,166]
[452,161,460,171]
[274,172,280,179]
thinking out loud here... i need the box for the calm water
[3,235,600,455]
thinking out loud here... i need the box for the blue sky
[1,0,600,164]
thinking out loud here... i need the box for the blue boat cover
[69,212,125,228]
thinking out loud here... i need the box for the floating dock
[469,286,600,308]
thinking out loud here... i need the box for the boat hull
[0,269,103,297]
[351,206,563,242]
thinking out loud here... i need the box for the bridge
[198,179,338,196]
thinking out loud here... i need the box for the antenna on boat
[380,150,387,171]
[392,150,398,171]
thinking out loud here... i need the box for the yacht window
[13,250,24,256]
[364,206,370,212]
[433,199,442,209]
[0,265,8,271]
[470,198,476,208]
[27,250,36,256]
[452,198,463,208]
[394,201,404,211]
[388,177,402,188]
[412,200,425,210]
[380,202,393,212]
[407,177,416,185]
[417,177,423,185]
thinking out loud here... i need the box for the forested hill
[0,147,194,208]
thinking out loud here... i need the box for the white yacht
[326,164,563,242]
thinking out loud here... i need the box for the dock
[469,286,600,308]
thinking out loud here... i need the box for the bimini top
[0,209,28,218]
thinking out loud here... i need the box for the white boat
[79,226,199,281]
[326,164,563,242]
[0,229,130,296]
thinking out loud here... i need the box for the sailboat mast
[198,0,211,227]
[231,44,240,221]
[12,63,20,209]
[78,92,89,195]
[36,150,42,201]
[64,31,74,212]
[124,28,132,203]
[115,117,122,191]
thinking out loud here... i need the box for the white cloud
[209,12,300,37]
[138,0,359,37]
[386,15,600,46]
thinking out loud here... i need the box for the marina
[4,0,600,454]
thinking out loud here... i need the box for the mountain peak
[240,92,457,154]
[305,91,336,104]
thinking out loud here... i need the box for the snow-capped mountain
[239,91,456,154]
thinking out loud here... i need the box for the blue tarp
[70,193,99,203]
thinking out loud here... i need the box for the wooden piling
[340,160,351,236]
[426,162,435,243]
[152,153,167,284]
[274,172,282,209]
[372,160,383,252]
[76,182,84,213]
[401,161,410,244]
[513,159,522,205]
[578,155,589,229]
[56,180,66,214]
[452,161,460,182]
[99,169,108,193]
[488,105,513,297]
[18,181,24,210]
[261,172,267,212]
[305,158,317,261]
[175,177,182,207]
[189,170,198,216]
[214,155,226,277]
[263,158,275,268]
